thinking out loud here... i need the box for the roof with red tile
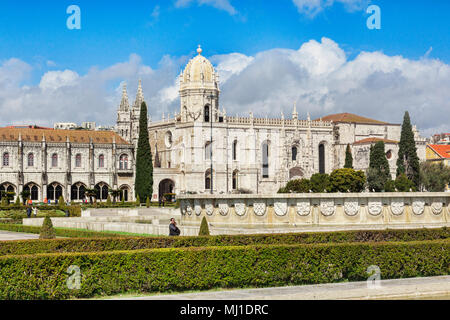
[316,113,391,125]
[428,144,450,159]
[0,127,130,145]
[353,137,399,145]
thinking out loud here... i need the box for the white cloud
[175,0,237,15]
[0,38,449,138]
[293,0,369,17]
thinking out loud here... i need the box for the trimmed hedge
[0,224,128,239]
[0,240,448,299]
[0,227,448,256]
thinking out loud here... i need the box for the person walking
[169,218,181,236]
[33,207,37,217]
[26,206,32,218]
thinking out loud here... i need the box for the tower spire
[134,79,144,109]
[292,101,298,120]
[119,82,130,111]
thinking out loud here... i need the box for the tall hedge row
[0,240,448,300]
[0,227,448,256]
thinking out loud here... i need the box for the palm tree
[109,189,122,204]
[85,188,97,204]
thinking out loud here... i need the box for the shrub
[0,226,448,256]
[135,195,140,205]
[283,179,311,193]
[419,161,450,192]
[310,173,331,193]
[39,216,56,239]
[198,217,210,236]
[146,197,150,208]
[395,173,416,192]
[0,240,447,299]
[328,168,366,193]
[106,195,112,206]
[384,179,396,192]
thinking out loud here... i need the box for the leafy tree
[39,216,56,239]
[384,179,396,192]
[396,111,420,188]
[367,141,391,192]
[344,144,353,169]
[85,188,96,204]
[109,189,122,203]
[198,217,210,236]
[135,102,154,203]
[395,173,415,192]
[20,190,30,205]
[419,161,450,192]
[328,168,366,193]
[284,179,311,193]
[310,173,331,193]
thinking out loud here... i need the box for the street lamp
[209,93,214,194]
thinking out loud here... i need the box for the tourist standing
[169,218,181,236]
[33,207,37,217]
[26,206,32,218]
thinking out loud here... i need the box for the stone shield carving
[205,202,214,216]
[218,200,229,216]
[274,201,288,216]
[431,202,443,215]
[344,201,360,216]
[296,200,311,216]
[320,200,335,217]
[194,200,202,216]
[412,200,425,215]
[234,201,247,216]
[368,200,383,216]
[391,200,404,216]
[253,202,267,216]
[185,201,193,216]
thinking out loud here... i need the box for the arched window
[51,153,58,167]
[30,185,38,201]
[204,105,210,122]
[205,169,212,190]
[98,154,105,168]
[232,140,238,161]
[47,183,63,201]
[27,153,34,167]
[95,183,109,201]
[119,154,128,170]
[71,183,86,201]
[205,142,212,160]
[319,144,325,174]
[262,142,269,178]
[292,146,298,161]
[232,170,239,190]
[75,154,82,168]
[3,153,9,166]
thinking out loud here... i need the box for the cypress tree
[134,101,153,204]
[344,144,353,169]
[367,141,391,192]
[396,111,420,188]
[198,217,210,236]
[39,216,56,239]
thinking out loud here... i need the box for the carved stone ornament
[344,201,360,216]
[218,200,229,216]
[412,199,425,215]
[253,202,267,216]
[274,201,288,216]
[368,200,383,216]
[390,200,404,216]
[296,200,311,216]
[234,201,247,216]
[186,201,193,216]
[431,202,443,215]
[320,200,335,217]
[205,202,214,216]
[194,200,202,216]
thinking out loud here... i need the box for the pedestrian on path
[26,206,32,218]
[33,207,37,217]
[169,218,180,236]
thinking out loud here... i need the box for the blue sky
[0,0,449,135]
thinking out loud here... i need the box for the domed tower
[179,45,220,123]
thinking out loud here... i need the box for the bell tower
[179,46,220,123]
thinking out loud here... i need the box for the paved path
[0,230,39,241]
[118,276,450,300]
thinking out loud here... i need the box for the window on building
[232,140,238,161]
[292,146,298,161]
[98,154,105,168]
[27,153,34,167]
[319,144,325,174]
[51,153,58,167]
[232,170,238,190]
[75,154,82,168]
[3,153,9,166]
[205,169,212,190]
[386,150,392,160]
[119,154,128,170]
[204,105,210,122]
[205,142,212,160]
[262,142,269,178]
[47,184,63,201]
